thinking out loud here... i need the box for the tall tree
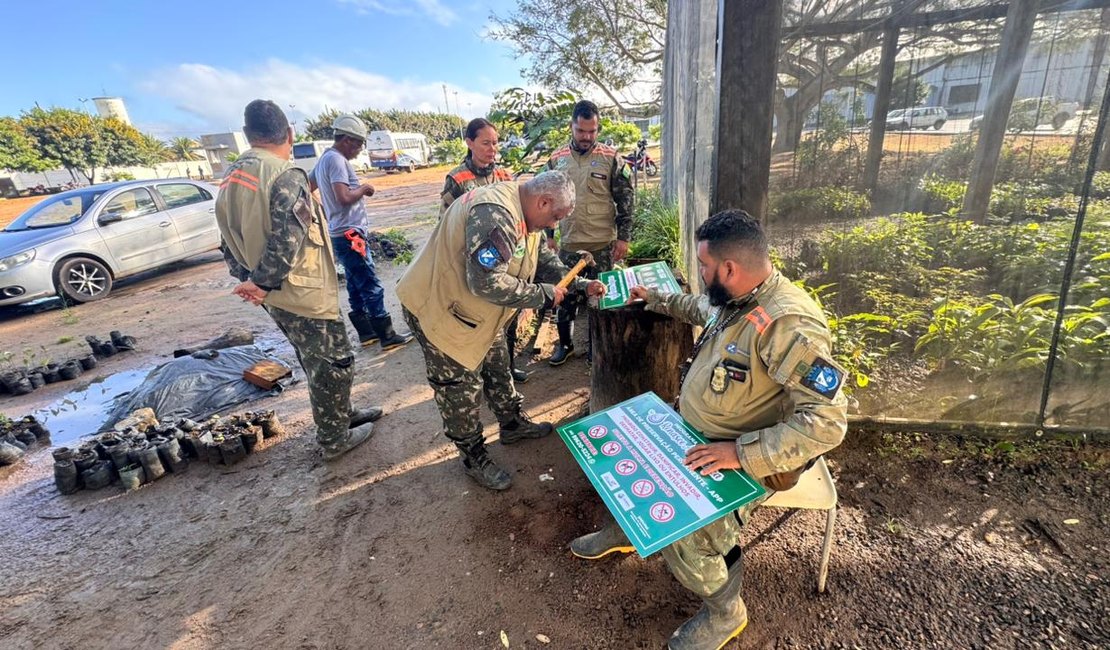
[0,117,50,171]
[169,137,202,161]
[19,108,146,183]
[489,0,665,117]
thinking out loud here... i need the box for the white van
[366,131,431,173]
[292,140,371,174]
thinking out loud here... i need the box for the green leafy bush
[919,175,966,213]
[432,138,467,164]
[627,187,682,273]
[771,187,870,223]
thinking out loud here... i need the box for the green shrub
[432,138,467,164]
[627,187,682,272]
[771,187,870,223]
[919,175,966,213]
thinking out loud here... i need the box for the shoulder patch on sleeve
[771,332,846,401]
[473,227,512,272]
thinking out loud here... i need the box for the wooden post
[662,0,720,285]
[588,305,694,411]
[862,24,900,194]
[713,0,784,220]
[961,0,1039,223]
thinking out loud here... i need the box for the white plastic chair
[761,456,838,593]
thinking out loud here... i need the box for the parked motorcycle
[623,139,658,177]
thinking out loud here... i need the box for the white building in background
[92,96,132,125]
[199,132,250,177]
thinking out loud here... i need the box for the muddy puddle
[33,367,153,446]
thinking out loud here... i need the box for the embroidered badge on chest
[726,342,738,353]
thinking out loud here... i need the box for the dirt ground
[1,166,1108,650]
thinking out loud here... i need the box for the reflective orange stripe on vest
[745,306,773,333]
[219,169,259,192]
[451,170,477,184]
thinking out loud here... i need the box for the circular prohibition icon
[587,425,608,439]
[631,479,656,498]
[600,441,622,456]
[615,459,637,475]
[649,502,675,523]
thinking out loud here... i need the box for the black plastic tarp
[106,345,287,425]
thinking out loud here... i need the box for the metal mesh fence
[765,2,1110,434]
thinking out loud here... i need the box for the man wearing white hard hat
[310,114,412,351]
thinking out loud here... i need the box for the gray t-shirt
[311,148,369,236]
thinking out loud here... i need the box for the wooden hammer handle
[556,258,590,289]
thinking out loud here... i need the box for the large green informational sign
[598,261,682,310]
[558,392,766,557]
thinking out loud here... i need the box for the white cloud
[138,59,492,135]
[337,0,458,27]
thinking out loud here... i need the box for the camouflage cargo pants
[265,305,354,450]
[661,497,767,597]
[555,247,613,327]
[403,308,523,449]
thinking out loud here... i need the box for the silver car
[0,179,220,306]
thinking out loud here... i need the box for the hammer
[556,250,596,289]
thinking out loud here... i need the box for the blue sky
[0,0,527,138]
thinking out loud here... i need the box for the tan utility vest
[549,143,619,250]
[680,272,830,438]
[215,149,340,320]
[397,182,541,369]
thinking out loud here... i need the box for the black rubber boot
[347,311,379,347]
[548,321,574,366]
[667,559,749,650]
[570,521,635,559]
[499,411,554,445]
[507,324,528,383]
[350,406,384,428]
[459,441,511,490]
[370,315,413,351]
[322,422,375,462]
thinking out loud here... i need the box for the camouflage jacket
[643,271,848,479]
[440,156,513,214]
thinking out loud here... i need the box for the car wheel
[899,121,909,130]
[934,120,945,130]
[405,164,415,173]
[56,257,113,304]
[1052,113,1068,130]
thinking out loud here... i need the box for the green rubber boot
[667,562,748,650]
[569,521,635,559]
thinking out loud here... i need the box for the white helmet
[332,114,368,140]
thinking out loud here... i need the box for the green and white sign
[598,261,682,310]
[558,392,766,557]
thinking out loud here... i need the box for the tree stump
[588,303,694,412]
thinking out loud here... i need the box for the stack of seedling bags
[51,408,287,494]
[0,415,50,466]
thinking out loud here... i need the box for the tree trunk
[772,94,805,153]
[588,303,694,412]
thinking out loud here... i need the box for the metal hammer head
[576,250,596,267]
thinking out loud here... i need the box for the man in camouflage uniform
[544,99,635,365]
[397,171,606,490]
[570,210,849,649]
[216,100,383,462]
[440,118,526,383]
